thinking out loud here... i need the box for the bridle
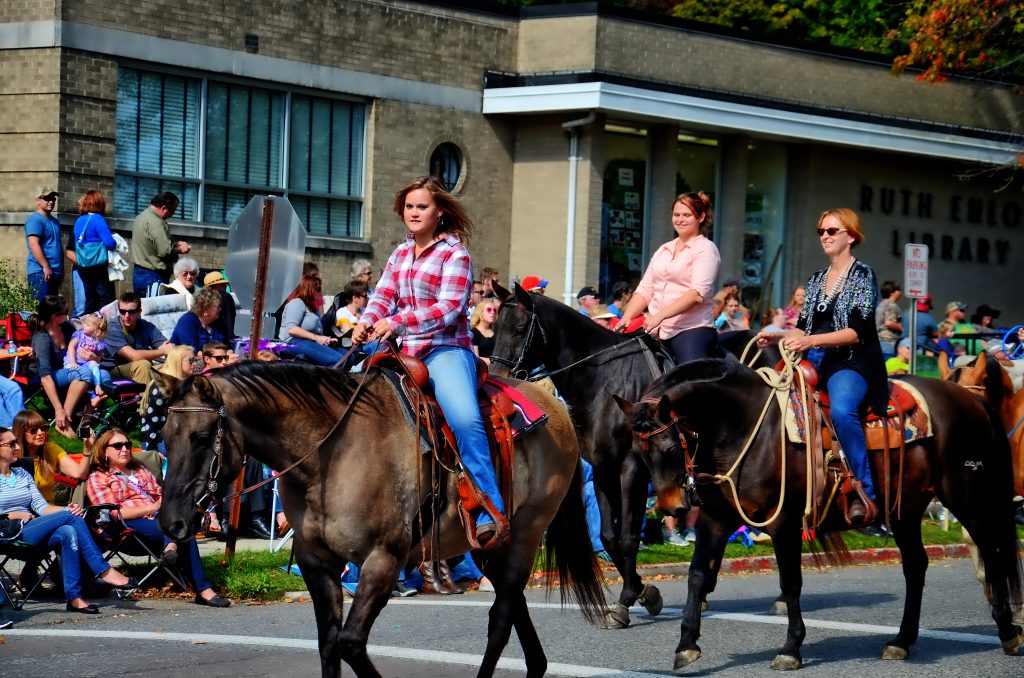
[489,301,541,380]
[166,403,230,513]
[634,400,699,495]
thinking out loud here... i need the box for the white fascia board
[483,82,1019,165]
[0,21,481,112]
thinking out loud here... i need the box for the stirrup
[474,515,511,550]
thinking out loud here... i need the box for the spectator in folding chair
[13,410,89,504]
[86,428,230,608]
[0,376,22,429]
[0,426,137,613]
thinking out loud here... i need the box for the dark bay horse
[618,358,1023,671]
[157,360,605,678]
[488,282,778,628]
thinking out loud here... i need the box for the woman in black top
[758,209,887,525]
[470,298,498,362]
[28,295,102,436]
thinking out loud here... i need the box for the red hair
[78,190,106,215]
[286,274,321,312]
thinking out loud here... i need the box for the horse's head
[157,372,242,541]
[614,393,691,519]
[490,282,547,379]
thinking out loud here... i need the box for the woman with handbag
[74,190,117,314]
[0,426,138,613]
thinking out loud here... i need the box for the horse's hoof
[637,584,664,616]
[768,600,788,616]
[881,644,909,660]
[770,653,802,671]
[1000,629,1024,655]
[673,648,701,669]
[603,603,630,629]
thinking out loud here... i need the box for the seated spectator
[718,278,751,325]
[279,275,345,367]
[934,320,959,364]
[169,287,225,352]
[971,304,1000,334]
[203,271,238,342]
[351,258,374,290]
[13,410,89,504]
[577,286,600,315]
[102,291,173,385]
[761,307,786,332]
[714,293,748,332]
[64,312,108,406]
[480,266,500,297]
[0,375,23,429]
[470,298,499,362]
[160,256,200,310]
[324,280,369,337]
[0,426,137,614]
[588,304,617,330]
[783,286,804,329]
[885,338,912,375]
[519,275,548,294]
[28,295,99,436]
[199,341,231,373]
[608,281,633,318]
[139,344,196,453]
[86,428,229,608]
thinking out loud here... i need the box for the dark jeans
[78,264,114,314]
[664,326,717,364]
[124,515,212,593]
[133,266,167,299]
[28,271,64,303]
[20,511,110,601]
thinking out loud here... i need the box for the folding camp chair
[0,473,61,612]
[83,450,188,597]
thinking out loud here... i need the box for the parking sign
[904,243,929,299]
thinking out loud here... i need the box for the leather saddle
[365,351,515,550]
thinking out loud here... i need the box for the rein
[168,371,372,513]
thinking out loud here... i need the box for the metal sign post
[904,243,929,374]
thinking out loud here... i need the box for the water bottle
[6,340,15,354]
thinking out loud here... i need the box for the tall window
[115,67,365,236]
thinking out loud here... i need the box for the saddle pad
[863,380,931,450]
[818,381,920,422]
[482,377,549,439]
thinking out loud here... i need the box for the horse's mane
[530,292,632,348]
[198,360,359,418]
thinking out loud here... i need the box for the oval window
[429,143,463,192]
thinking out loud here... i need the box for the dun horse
[618,358,1023,671]
[157,360,605,678]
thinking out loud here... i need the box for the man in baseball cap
[577,286,600,316]
[25,186,63,301]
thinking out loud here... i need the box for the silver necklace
[816,258,855,313]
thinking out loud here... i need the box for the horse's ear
[492,280,512,303]
[657,394,674,422]
[971,350,988,380]
[192,374,219,404]
[154,371,180,400]
[514,283,536,311]
[611,394,636,417]
[938,351,952,379]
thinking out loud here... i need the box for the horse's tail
[541,460,606,626]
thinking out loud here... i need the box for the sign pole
[223,197,275,564]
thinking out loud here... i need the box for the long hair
[392,175,474,243]
[90,427,139,473]
[470,298,498,329]
[13,410,53,481]
[28,294,67,333]
[286,274,321,312]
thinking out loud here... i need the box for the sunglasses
[816,227,847,237]
[181,271,198,278]
[26,425,47,435]
[484,308,497,313]
[0,440,19,449]
[106,441,130,450]
[118,308,140,315]
[207,354,229,362]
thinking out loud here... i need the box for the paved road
[3,558,1021,677]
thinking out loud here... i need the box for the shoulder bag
[76,214,109,268]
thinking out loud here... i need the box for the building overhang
[483,79,1020,165]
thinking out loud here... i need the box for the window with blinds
[115,66,366,237]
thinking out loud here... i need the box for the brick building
[1,1,1021,321]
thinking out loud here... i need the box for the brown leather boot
[418,561,463,595]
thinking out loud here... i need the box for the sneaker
[0,616,13,630]
[391,581,418,597]
[681,528,697,543]
[341,582,358,598]
[665,532,689,547]
[595,549,613,563]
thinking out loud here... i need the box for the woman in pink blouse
[618,192,721,363]
[351,176,507,548]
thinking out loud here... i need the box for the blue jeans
[0,376,23,428]
[53,366,111,390]
[28,271,64,303]
[133,266,167,299]
[71,269,86,317]
[581,460,604,552]
[281,337,346,367]
[424,346,503,524]
[124,515,211,593]
[826,369,875,501]
[20,511,111,601]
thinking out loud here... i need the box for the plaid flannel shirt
[361,233,472,357]
[87,466,162,518]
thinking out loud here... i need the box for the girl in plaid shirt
[353,176,506,547]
